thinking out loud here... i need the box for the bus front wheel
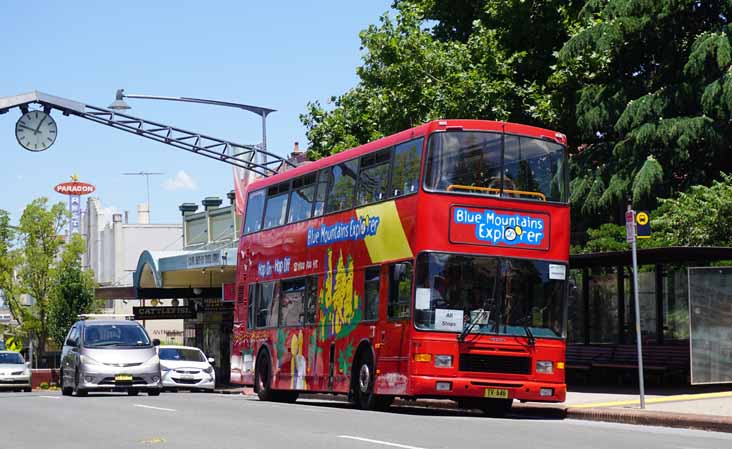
[353,350,392,411]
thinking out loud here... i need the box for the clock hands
[36,115,47,132]
[17,124,39,134]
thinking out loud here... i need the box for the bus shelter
[567,247,732,385]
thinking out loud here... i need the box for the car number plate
[179,374,194,380]
[115,374,133,382]
[484,388,509,399]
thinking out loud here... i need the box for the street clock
[15,110,57,152]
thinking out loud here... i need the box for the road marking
[338,435,429,449]
[570,391,732,409]
[38,395,61,399]
[140,437,167,444]
[133,404,176,412]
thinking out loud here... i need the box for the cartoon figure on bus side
[290,330,308,390]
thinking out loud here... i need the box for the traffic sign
[636,211,651,238]
[625,210,636,244]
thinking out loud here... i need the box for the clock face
[15,110,58,152]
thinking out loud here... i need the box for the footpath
[215,384,732,433]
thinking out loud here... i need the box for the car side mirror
[208,357,215,365]
[25,362,30,368]
[152,339,161,346]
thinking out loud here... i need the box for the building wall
[83,197,184,342]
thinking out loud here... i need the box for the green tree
[557,1,732,224]
[301,2,582,159]
[652,174,732,247]
[48,234,97,347]
[13,198,68,359]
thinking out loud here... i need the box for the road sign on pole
[636,211,651,238]
[625,210,636,243]
[627,205,646,409]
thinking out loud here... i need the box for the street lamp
[109,89,275,162]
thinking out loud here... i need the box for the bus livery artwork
[231,119,569,414]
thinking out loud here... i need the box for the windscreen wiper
[458,309,487,343]
[523,325,536,346]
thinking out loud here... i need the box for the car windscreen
[0,352,24,364]
[159,348,206,362]
[83,324,151,348]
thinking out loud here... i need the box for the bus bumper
[409,375,566,403]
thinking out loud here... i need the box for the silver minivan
[60,318,162,396]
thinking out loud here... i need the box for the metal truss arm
[0,91,294,177]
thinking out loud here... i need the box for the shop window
[388,262,412,319]
[243,189,265,234]
[364,266,381,321]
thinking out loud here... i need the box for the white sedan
[0,351,32,392]
[158,346,215,391]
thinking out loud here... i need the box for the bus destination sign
[449,206,550,250]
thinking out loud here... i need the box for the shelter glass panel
[689,267,732,384]
[664,268,689,341]
[567,269,585,344]
[588,268,619,343]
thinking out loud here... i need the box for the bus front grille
[459,354,531,375]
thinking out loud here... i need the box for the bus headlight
[434,355,453,368]
[536,361,553,374]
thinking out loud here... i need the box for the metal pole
[261,111,267,165]
[628,204,646,409]
[145,174,151,220]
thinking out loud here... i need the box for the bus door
[374,262,413,396]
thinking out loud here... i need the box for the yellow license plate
[484,388,509,399]
[115,374,133,382]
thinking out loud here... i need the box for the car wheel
[73,370,87,397]
[148,390,161,396]
[254,351,274,401]
[23,387,32,393]
[353,350,392,411]
[61,372,73,396]
[127,390,139,396]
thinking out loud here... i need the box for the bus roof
[248,119,565,191]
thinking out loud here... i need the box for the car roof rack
[78,314,135,321]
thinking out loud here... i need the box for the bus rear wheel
[353,350,392,411]
[255,351,274,401]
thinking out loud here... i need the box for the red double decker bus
[231,119,569,414]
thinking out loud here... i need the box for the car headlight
[536,360,554,374]
[434,355,453,368]
[203,366,214,374]
[161,365,172,372]
[80,355,104,366]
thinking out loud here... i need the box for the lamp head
[108,89,131,110]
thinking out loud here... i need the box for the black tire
[23,387,32,393]
[127,390,139,396]
[73,370,87,397]
[480,399,513,417]
[147,389,161,396]
[61,372,73,396]
[254,351,274,401]
[353,350,392,411]
[273,390,299,403]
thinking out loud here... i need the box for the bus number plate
[484,388,508,399]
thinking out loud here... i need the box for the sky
[1,1,393,225]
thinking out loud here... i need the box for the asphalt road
[2,391,732,449]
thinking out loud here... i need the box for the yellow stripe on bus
[356,201,413,263]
